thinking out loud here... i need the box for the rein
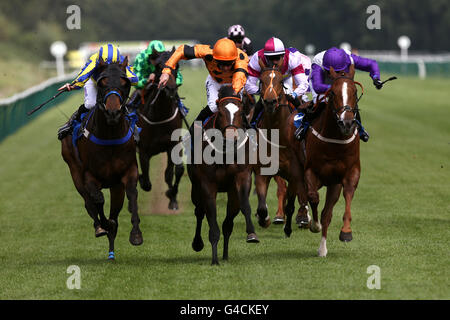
[261,68,291,111]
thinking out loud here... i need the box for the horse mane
[218,85,239,100]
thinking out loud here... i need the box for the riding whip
[27,88,67,116]
[381,76,397,86]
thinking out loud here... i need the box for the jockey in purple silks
[294,47,383,142]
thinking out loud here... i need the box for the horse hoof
[95,227,108,238]
[168,201,179,211]
[139,176,152,192]
[129,231,143,246]
[192,239,204,252]
[284,228,292,238]
[309,222,322,233]
[108,251,115,260]
[339,231,353,242]
[296,215,310,229]
[256,212,271,228]
[273,216,285,225]
[246,233,259,243]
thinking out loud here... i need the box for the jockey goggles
[216,59,235,68]
[229,36,244,44]
[266,54,284,62]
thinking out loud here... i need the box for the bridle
[216,96,246,132]
[260,67,290,110]
[96,68,131,113]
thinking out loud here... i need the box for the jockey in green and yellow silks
[127,40,187,115]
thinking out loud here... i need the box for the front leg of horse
[204,196,220,265]
[222,190,241,261]
[254,173,271,228]
[165,152,184,210]
[106,185,125,260]
[274,176,287,224]
[283,184,296,238]
[238,176,259,243]
[138,151,152,192]
[191,185,205,252]
[85,173,109,237]
[123,166,143,246]
[340,181,358,242]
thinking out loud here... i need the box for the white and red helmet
[263,37,285,56]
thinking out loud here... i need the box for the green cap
[147,40,165,55]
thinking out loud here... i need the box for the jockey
[57,43,138,140]
[127,40,185,112]
[294,47,382,142]
[158,37,249,126]
[227,24,254,56]
[245,37,311,127]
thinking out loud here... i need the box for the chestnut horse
[302,65,363,257]
[253,66,309,237]
[137,50,184,210]
[61,57,142,260]
[189,86,258,265]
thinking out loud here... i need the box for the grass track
[0,68,449,299]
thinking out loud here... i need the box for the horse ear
[121,56,128,69]
[348,64,355,79]
[329,66,338,79]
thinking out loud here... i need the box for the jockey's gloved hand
[287,92,301,107]
[373,78,383,90]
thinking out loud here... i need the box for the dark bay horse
[61,57,142,260]
[137,50,184,210]
[253,66,309,237]
[302,65,363,257]
[189,86,257,265]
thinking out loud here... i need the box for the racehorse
[189,85,257,265]
[302,65,362,257]
[61,57,142,260]
[136,49,185,210]
[253,66,309,237]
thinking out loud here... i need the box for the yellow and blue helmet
[98,44,121,64]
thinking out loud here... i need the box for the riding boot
[355,111,369,142]
[190,105,214,135]
[57,104,89,140]
[294,101,315,140]
[249,100,264,128]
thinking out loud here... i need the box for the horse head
[327,65,360,136]
[154,48,178,93]
[216,85,245,142]
[259,66,285,114]
[96,57,131,125]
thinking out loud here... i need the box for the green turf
[0,68,448,300]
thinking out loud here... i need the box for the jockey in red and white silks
[245,37,311,103]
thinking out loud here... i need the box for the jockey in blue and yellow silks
[57,44,138,140]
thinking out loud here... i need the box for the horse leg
[295,171,310,229]
[191,185,205,252]
[340,173,359,242]
[254,173,271,228]
[305,169,322,234]
[61,141,105,236]
[165,151,184,210]
[106,184,125,260]
[138,150,152,192]
[318,184,342,257]
[273,176,287,224]
[222,189,241,260]
[283,183,296,238]
[123,165,143,246]
[204,193,220,265]
[238,172,259,243]
[84,172,109,237]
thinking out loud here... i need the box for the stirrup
[294,124,308,140]
[57,123,72,140]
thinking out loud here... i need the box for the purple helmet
[323,47,351,72]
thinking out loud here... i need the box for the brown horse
[136,50,184,210]
[61,57,142,260]
[302,65,362,257]
[253,66,309,237]
[189,85,258,265]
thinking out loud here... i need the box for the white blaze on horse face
[225,102,239,124]
[340,82,349,120]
